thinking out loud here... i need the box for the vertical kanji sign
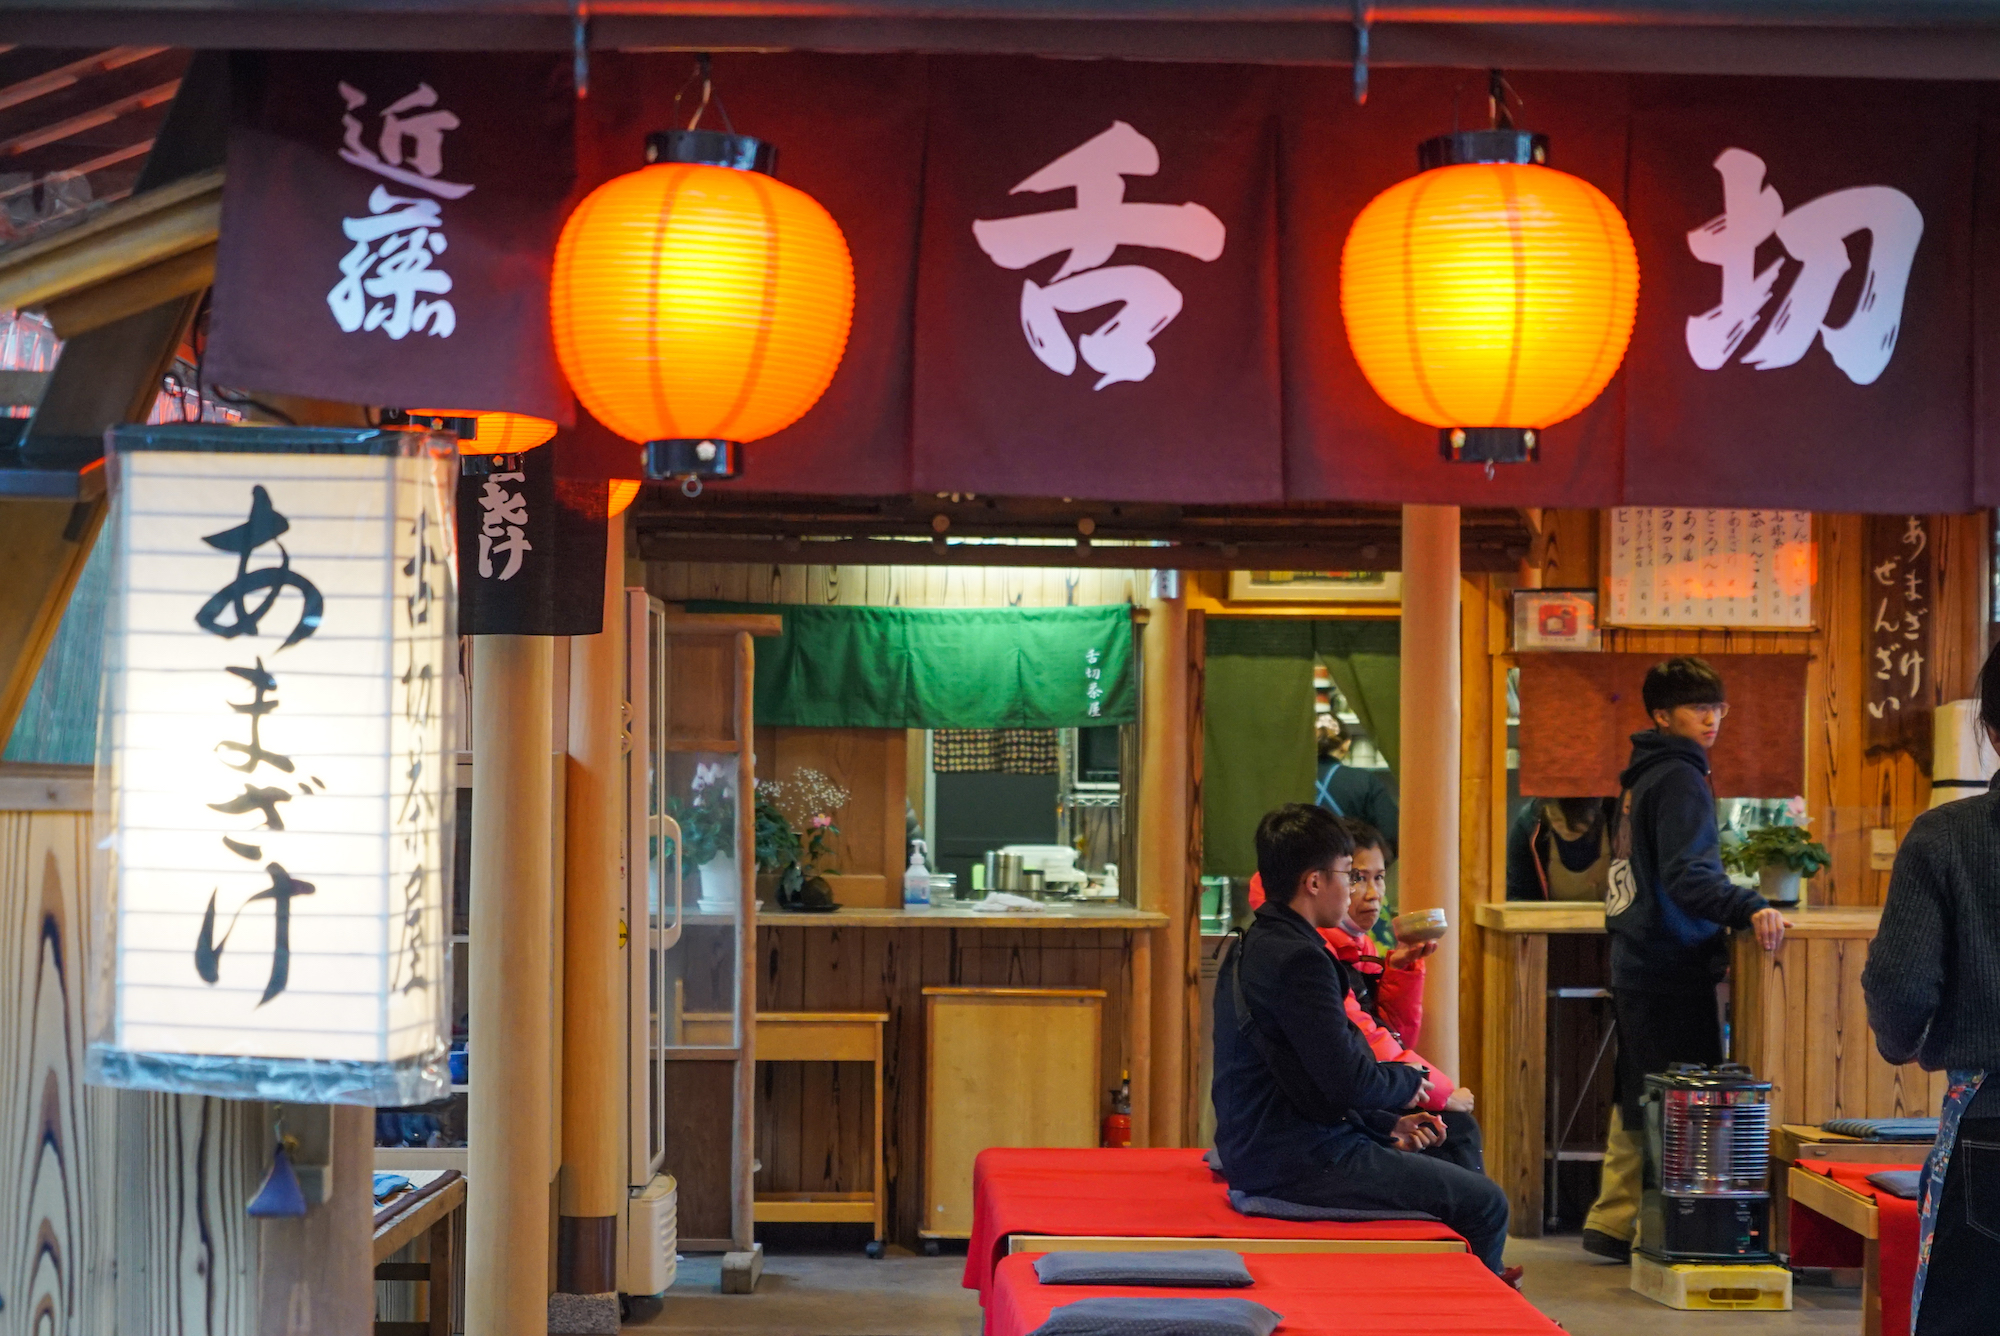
[1864,513,1936,766]
[90,426,457,1106]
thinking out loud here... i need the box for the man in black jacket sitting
[1212,803,1511,1277]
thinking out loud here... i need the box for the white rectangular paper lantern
[88,426,456,1106]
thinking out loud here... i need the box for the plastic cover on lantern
[87,424,459,1106]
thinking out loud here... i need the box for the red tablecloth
[962,1148,1465,1299]
[987,1250,1562,1336]
[1792,1160,1921,1335]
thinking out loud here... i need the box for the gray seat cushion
[1033,1250,1253,1288]
[1027,1298,1283,1336]
[1228,1188,1438,1223]
[1866,1169,1923,1200]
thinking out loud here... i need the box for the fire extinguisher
[1100,1070,1133,1148]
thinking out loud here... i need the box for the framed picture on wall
[1513,589,1601,652]
[1227,570,1402,605]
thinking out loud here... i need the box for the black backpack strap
[1223,927,1347,1126]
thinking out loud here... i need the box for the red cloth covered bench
[1788,1159,1922,1336]
[962,1148,1467,1301]
[986,1249,1561,1336]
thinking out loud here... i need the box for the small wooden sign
[1864,514,1936,766]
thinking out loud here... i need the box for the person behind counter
[1581,656,1790,1264]
[1314,716,1398,856]
[1212,804,1512,1279]
[1506,797,1615,901]
[1861,640,2000,1333]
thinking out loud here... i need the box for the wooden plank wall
[0,807,262,1335]
[650,562,1144,610]
[1732,931,1948,1130]
[1530,509,1989,906]
[754,925,1135,1248]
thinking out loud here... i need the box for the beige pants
[1584,1106,1643,1243]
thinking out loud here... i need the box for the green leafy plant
[666,795,732,866]
[666,762,735,866]
[1723,823,1831,879]
[754,789,802,873]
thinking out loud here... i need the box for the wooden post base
[721,1242,765,1294]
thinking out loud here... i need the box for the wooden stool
[752,1011,890,1256]
[1771,1124,1934,1257]
[372,1170,466,1336]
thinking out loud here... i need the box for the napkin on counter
[974,892,1042,914]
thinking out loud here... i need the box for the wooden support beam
[558,510,625,1295]
[0,164,219,315]
[1400,504,1462,1076]
[637,534,1530,573]
[468,635,556,1334]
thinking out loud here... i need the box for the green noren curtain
[1202,621,1316,879]
[686,602,1135,729]
[1200,617,1401,879]
[1314,619,1401,778]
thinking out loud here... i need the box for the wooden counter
[1477,900,1941,1238]
[760,904,1168,929]
[722,914,1160,1250]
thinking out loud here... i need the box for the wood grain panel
[754,925,1137,1248]
[1479,928,1546,1238]
[0,810,262,1335]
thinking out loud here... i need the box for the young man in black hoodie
[1580,657,1790,1262]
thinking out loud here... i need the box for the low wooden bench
[372,1170,465,1336]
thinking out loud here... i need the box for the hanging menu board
[1604,509,1814,629]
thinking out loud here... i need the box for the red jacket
[1245,873,1455,1112]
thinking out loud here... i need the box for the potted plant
[1723,823,1831,907]
[666,762,737,911]
[753,786,802,906]
[757,767,850,911]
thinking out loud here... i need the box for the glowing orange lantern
[413,409,557,455]
[550,126,854,482]
[1340,128,1638,465]
[608,479,640,516]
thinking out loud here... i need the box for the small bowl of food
[1392,908,1449,944]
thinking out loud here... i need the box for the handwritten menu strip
[1605,508,1814,628]
[1864,514,1935,764]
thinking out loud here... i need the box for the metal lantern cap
[646,128,776,176]
[646,438,741,481]
[1418,129,1549,171]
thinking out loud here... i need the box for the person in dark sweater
[1212,804,1512,1277]
[1861,641,2000,1333]
[1581,657,1790,1263]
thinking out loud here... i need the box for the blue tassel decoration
[246,1140,309,1218]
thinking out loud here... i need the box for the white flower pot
[1758,864,1802,906]
[698,855,739,913]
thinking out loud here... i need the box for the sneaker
[1580,1228,1632,1263]
[1500,1265,1525,1291]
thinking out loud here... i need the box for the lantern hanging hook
[674,54,739,136]
[1351,1,1372,106]
[681,475,704,499]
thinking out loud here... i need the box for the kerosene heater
[1638,1063,1775,1263]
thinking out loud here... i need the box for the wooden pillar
[468,635,555,1335]
[1400,505,1462,1076]
[256,1104,374,1333]
[1139,587,1191,1148]
[558,511,626,1294]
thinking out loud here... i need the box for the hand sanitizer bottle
[903,839,932,911]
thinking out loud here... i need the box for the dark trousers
[1270,1124,1510,1275]
[1611,987,1723,1127]
[1916,1117,2000,1335]
[1433,1108,1485,1175]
